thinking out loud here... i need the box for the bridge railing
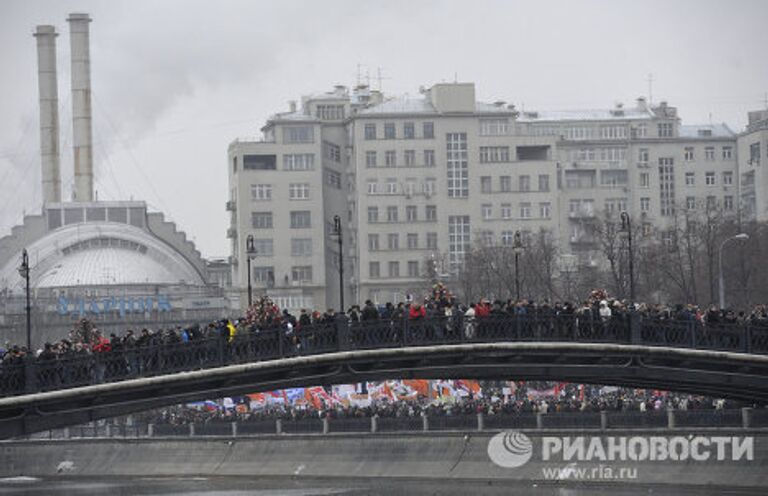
[2,314,768,398]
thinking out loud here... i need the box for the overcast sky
[1,0,767,258]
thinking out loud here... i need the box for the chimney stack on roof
[34,25,62,204]
[67,13,94,202]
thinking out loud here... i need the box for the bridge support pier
[63,427,70,439]
[476,413,484,431]
[322,417,330,435]
[147,423,154,438]
[742,407,753,429]
[105,424,111,438]
[276,419,282,435]
[600,411,608,430]
[231,421,238,438]
[189,424,195,437]
[371,415,378,433]
[536,413,544,430]
[421,413,429,432]
[667,409,676,429]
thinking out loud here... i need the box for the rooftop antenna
[376,67,390,92]
[646,73,654,105]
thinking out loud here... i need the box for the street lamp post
[245,235,257,307]
[719,233,749,309]
[333,215,344,312]
[512,231,524,301]
[17,249,31,351]
[620,211,635,303]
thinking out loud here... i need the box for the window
[325,169,341,188]
[425,205,437,222]
[407,233,418,249]
[316,104,344,120]
[448,216,471,270]
[251,184,272,201]
[283,126,314,144]
[403,122,415,139]
[424,149,435,167]
[290,266,312,283]
[427,232,438,250]
[364,124,376,140]
[386,179,398,195]
[367,207,379,223]
[479,146,510,163]
[724,195,734,211]
[406,205,417,222]
[479,118,510,136]
[749,142,761,164]
[480,176,492,193]
[640,197,650,212]
[408,261,419,277]
[520,202,531,218]
[600,126,627,139]
[367,180,378,194]
[251,212,273,229]
[501,203,512,219]
[244,154,277,170]
[706,196,717,210]
[290,210,311,228]
[423,122,434,139]
[253,238,273,257]
[658,157,675,217]
[705,172,716,186]
[501,231,514,246]
[291,238,312,256]
[368,234,380,251]
[686,197,696,210]
[600,170,628,187]
[388,261,400,278]
[685,172,695,186]
[638,148,649,165]
[705,147,715,160]
[283,154,315,171]
[365,151,377,168]
[539,202,551,218]
[253,266,275,285]
[288,183,310,200]
[324,141,341,162]
[423,179,436,196]
[684,147,694,161]
[446,133,469,198]
[721,172,733,186]
[519,175,531,192]
[404,150,416,166]
[500,176,511,192]
[639,172,650,188]
[479,230,494,246]
[658,122,673,138]
[538,174,549,192]
[384,123,396,139]
[369,262,380,278]
[387,233,399,250]
[385,150,397,167]
[387,206,398,222]
[482,203,492,220]
[722,146,733,160]
[635,124,647,138]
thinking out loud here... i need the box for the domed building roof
[0,221,205,291]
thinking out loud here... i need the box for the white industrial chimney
[34,25,62,204]
[67,13,94,202]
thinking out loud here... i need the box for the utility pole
[333,215,344,312]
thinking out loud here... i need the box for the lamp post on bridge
[512,231,524,301]
[17,249,31,351]
[333,215,344,313]
[619,211,635,304]
[245,235,257,307]
[719,233,749,310]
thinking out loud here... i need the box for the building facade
[228,82,763,310]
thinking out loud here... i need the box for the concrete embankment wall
[2,430,768,488]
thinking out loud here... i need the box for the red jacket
[408,305,426,320]
[92,336,112,353]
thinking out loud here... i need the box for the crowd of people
[136,381,746,427]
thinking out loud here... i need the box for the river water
[0,476,764,495]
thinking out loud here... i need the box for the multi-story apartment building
[228,82,761,310]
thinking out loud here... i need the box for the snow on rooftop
[358,95,513,115]
[517,107,655,122]
[678,124,735,139]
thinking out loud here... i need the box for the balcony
[225,201,236,212]
[568,210,595,220]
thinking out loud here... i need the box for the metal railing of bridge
[19,408,768,441]
[2,313,768,397]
